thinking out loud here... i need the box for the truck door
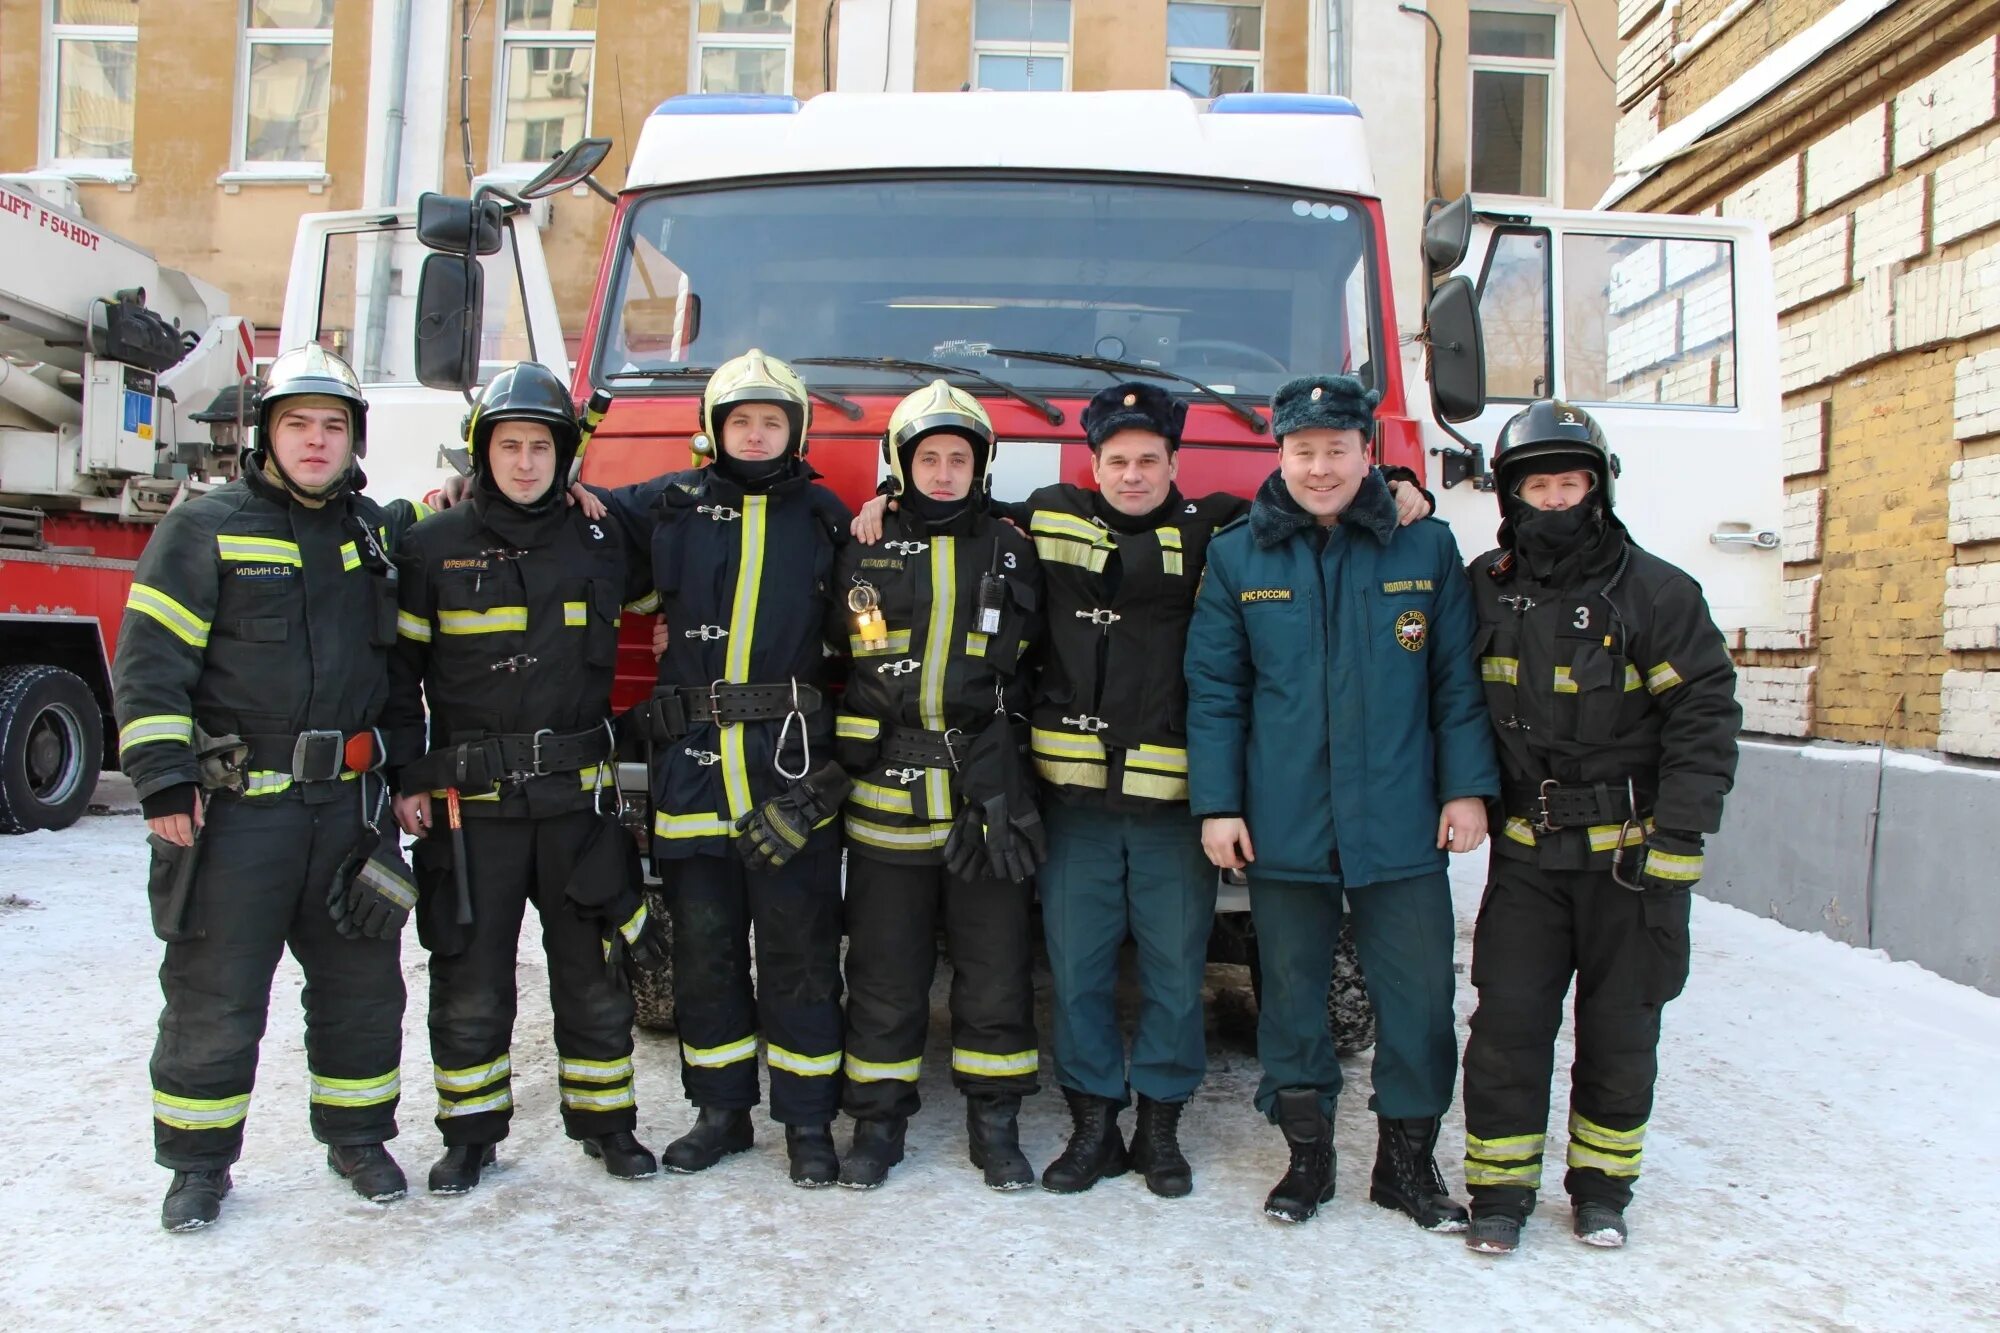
[1426,210,1784,634]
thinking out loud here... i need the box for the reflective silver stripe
[844,1053,921,1083]
[242,770,293,797]
[356,858,416,910]
[560,1085,636,1110]
[309,1070,401,1107]
[766,1044,841,1077]
[950,1047,1039,1077]
[438,1089,514,1118]
[396,610,433,642]
[126,583,211,648]
[682,1034,759,1068]
[437,606,529,634]
[152,1089,250,1130]
[560,1057,634,1084]
[216,534,303,565]
[434,1054,511,1091]
[119,714,193,752]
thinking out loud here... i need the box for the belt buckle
[291,730,344,783]
[527,727,555,779]
[705,678,729,728]
[1533,778,1564,833]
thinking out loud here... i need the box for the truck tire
[629,884,677,1032]
[1244,920,1377,1058]
[0,665,103,835]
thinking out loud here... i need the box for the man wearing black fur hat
[1185,373,1499,1229]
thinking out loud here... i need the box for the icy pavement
[3,801,1998,1331]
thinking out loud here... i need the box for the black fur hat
[1271,374,1381,440]
[1081,381,1187,449]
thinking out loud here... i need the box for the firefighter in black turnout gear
[1458,401,1740,1255]
[604,350,855,1186]
[832,382,1046,1191]
[384,363,661,1194]
[113,345,427,1232]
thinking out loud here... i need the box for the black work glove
[734,762,853,873]
[941,805,987,882]
[330,833,418,940]
[958,719,1046,884]
[600,888,669,987]
[1637,829,1704,892]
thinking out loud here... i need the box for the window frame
[41,1,140,178]
[690,1,797,98]
[1465,0,1564,206]
[1473,224,1554,403]
[970,0,1073,93]
[1165,0,1264,99]
[230,1,336,177]
[491,4,598,176]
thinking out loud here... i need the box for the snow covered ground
[3,787,1998,1331]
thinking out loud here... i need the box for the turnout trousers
[666,846,844,1125]
[150,791,405,1171]
[1461,857,1692,1218]
[1039,800,1215,1106]
[424,810,637,1146]
[841,855,1039,1121]
[1247,871,1457,1122]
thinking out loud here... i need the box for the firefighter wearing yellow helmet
[599,348,857,1186]
[829,380,1048,1190]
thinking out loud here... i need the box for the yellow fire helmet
[883,379,996,495]
[697,348,812,461]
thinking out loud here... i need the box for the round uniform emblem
[1395,609,1428,652]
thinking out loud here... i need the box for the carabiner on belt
[773,677,812,782]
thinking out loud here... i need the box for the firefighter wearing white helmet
[601,348,856,1186]
[830,381,1047,1190]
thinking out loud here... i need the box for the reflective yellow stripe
[615,900,648,943]
[152,1089,250,1130]
[1159,527,1185,575]
[950,1047,1039,1077]
[216,534,303,565]
[1030,510,1108,544]
[126,583,211,648]
[720,496,767,821]
[438,1089,513,1118]
[845,814,952,850]
[625,591,662,614]
[1162,551,1184,576]
[850,781,914,815]
[1033,535,1110,572]
[580,763,614,791]
[683,1034,758,1068]
[1466,1132,1545,1161]
[1034,757,1108,789]
[1126,744,1187,774]
[435,1055,512,1091]
[1586,821,1651,852]
[1570,1113,1647,1151]
[849,628,913,658]
[1646,662,1683,694]
[560,1057,634,1084]
[1553,666,1578,695]
[355,858,416,911]
[309,1069,400,1108]
[919,538,956,730]
[561,1084,635,1111]
[1031,727,1107,761]
[1480,656,1519,686]
[438,606,528,635]
[396,610,433,642]
[1464,1159,1543,1186]
[1503,816,1537,847]
[1121,769,1188,802]
[1624,663,1643,691]
[339,541,362,572]
[1567,1143,1643,1176]
[766,1044,841,1077]
[242,770,294,797]
[563,600,588,627]
[1646,847,1704,881]
[844,1053,922,1083]
[654,810,735,840]
[119,714,193,752]
[965,631,990,657]
[409,500,436,521]
[835,713,882,741]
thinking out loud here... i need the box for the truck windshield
[594,174,1379,402]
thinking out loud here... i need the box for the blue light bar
[1209,94,1362,117]
[652,94,804,117]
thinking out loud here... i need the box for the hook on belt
[773,677,812,782]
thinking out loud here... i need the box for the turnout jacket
[830,501,1042,862]
[1184,469,1499,887]
[112,466,426,807]
[383,485,645,818]
[1471,521,1739,869]
[605,462,852,860]
[1018,483,1246,810]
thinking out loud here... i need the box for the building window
[1467,4,1560,201]
[496,0,596,172]
[46,0,138,170]
[1167,2,1261,98]
[972,0,1070,92]
[237,0,334,169]
[694,0,795,96]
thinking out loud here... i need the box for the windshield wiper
[602,366,861,419]
[794,356,1064,426]
[983,349,1268,434]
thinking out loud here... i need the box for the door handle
[1709,529,1780,550]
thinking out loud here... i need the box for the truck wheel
[630,884,677,1032]
[1242,920,1377,1058]
[0,665,103,835]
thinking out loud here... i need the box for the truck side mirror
[416,192,504,257]
[1423,194,1474,275]
[1425,275,1486,423]
[414,253,483,391]
[519,137,613,201]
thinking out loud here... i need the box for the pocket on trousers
[146,833,204,943]
[411,834,467,956]
[1640,885,1692,1003]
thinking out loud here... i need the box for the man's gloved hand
[1638,830,1705,892]
[331,838,418,940]
[958,719,1046,884]
[600,888,668,986]
[941,805,987,881]
[734,762,852,873]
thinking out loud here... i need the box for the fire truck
[0,178,256,833]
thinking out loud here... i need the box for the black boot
[427,1143,497,1195]
[1040,1088,1129,1194]
[1129,1095,1193,1198]
[582,1130,658,1180]
[838,1117,908,1189]
[785,1123,839,1187]
[1572,1200,1628,1248]
[1264,1089,1336,1224]
[663,1107,754,1174]
[161,1168,231,1233]
[326,1143,407,1203]
[1465,1211,1524,1255]
[966,1095,1034,1191]
[1368,1116,1469,1233]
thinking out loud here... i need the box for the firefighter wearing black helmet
[602,350,856,1187]
[1458,399,1740,1257]
[830,381,1046,1191]
[112,344,432,1232]
[380,361,662,1195]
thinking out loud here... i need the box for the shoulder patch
[1240,588,1293,604]
[1395,608,1429,651]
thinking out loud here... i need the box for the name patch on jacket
[859,557,904,571]
[1395,609,1429,651]
[1381,579,1434,594]
[1240,588,1293,603]
[229,563,294,581]
[442,558,489,571]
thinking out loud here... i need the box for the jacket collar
[1249,466,1398,549]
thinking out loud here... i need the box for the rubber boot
[1369,1116,1469,1233]
[1129,1095,1193,1198]
[966,1094,1034,1191]
[1465,1211,1524,1255]
[326,1143,407,1203]
[1263,1088,1336,1224]
[161,1168,231,1233]
[663,1106,754,1174]
[428,1143,497,1195]
[838,1117,908,1190]
[786,1122,839,1188]
[582,1130,658,1180]
[1572,1200,1628,1248]
[1040,1087,1129,1194]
